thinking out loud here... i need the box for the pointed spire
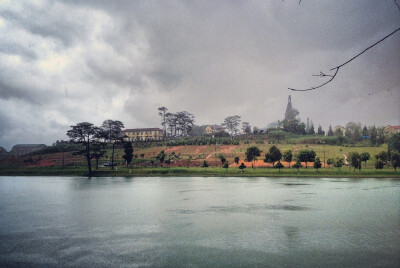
[285,95,293,120]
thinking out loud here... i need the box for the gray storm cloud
[0,0,399,150]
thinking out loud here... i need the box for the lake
[0,176,399,267]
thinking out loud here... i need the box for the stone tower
[284,95,293,121]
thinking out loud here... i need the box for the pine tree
[123,142,133,167]
[308,122,315,135]
[317,125,325,135]
[369,125,377,145]
[327,125,334,136]
[362,125,368,137]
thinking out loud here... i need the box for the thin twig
[289,26,400,91]
[312,72,334,78]
[289,67,339,91]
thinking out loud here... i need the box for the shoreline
[1,166,399,178]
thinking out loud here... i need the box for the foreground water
[0,176,399,267]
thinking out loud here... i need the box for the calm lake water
[0,176,399,267]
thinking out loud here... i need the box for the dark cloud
[0,42,37,60]
[0,79,57,105]
[0,0,399,149]
[0,111,13,137]
[0,4,85,48]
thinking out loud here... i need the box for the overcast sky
[1,0,399,150]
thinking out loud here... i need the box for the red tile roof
[386,125,400,130]
[122,128,162,132]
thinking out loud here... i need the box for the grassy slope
[113,143,387,167]
[0,143,397,177]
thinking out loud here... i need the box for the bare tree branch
[333,26,400,70]
[395,0,400,12]
[289,26,400,91]
[289,67,339,92]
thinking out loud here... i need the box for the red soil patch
[194,146,208,154]
[164,146,182,153]
[0,152,83,167]
[219,145,236,153]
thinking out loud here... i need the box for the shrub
[313,157,322,171]
[239,163,247,172]
[293,159,302,171]
[375,159,385,170]
[274,161,284,172]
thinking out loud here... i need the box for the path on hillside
[205,154,214,160]
[205,146,235,160]
[342,154,349,165]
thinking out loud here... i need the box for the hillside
[0,143,388,169]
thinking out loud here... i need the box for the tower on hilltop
[285,95,293,121]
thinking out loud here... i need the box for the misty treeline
[281,119,388,146]
[158,107,195,138]
[157,106,390,147]
[158,107,247,139]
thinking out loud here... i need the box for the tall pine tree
[328,125,334,136]
[317,125,325,135]
[123,142,134,167]
[308,122,315,135]
[362,125,368,137]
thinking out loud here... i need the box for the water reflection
[283,226,300,247]
[0,176,399,267]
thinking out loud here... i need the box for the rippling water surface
[0,176,399,267]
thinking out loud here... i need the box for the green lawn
[1,165,398,178]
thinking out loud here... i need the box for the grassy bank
[1,165,399,178]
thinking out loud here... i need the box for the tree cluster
[222,115,242,138]
[158,107,195,138]
[158,106,392,148]
[66,120,126,174]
